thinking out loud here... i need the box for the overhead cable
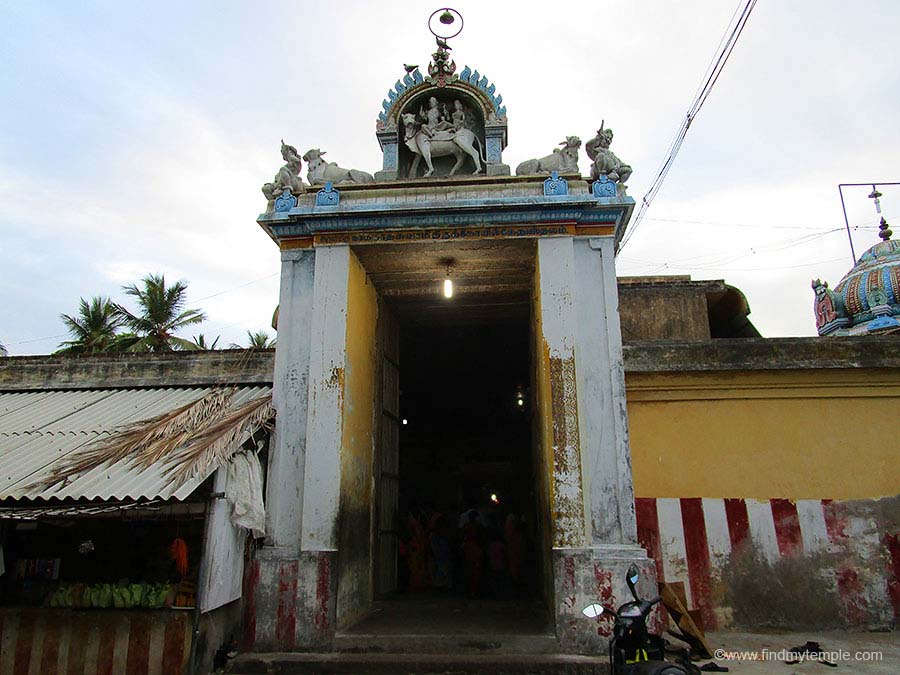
[621,0,759,250]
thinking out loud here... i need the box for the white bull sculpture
[302,149,374,185]
[401,112,486,178]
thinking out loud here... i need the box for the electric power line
[621,0,759,250]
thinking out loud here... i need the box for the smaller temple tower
[812,216,900,336]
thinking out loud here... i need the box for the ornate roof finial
[427,8,463,87]
[869,185,892,240]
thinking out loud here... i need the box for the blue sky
[2,1,899,354]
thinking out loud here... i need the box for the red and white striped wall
[0,608,191,675]
[635,497,900,630]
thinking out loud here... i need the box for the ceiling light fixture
[440,258,455,299]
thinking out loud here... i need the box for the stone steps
[332,631,559,655]
[225,651,608,675]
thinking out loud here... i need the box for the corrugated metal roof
[0,386,271,502]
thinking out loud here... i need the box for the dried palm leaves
[36,388,274,493]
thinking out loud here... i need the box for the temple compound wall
[3,336,898,641]
[624,342,900,631]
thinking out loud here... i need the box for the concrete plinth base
[244,548,337,651]
[553,545,660,653]
[374,169,399,181]
[486,163,511,176]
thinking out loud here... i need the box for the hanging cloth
[226,451,266,539]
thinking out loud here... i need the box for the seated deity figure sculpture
[262,140,305,202]
[515,136,581,175]
[401,108,485,178]
[586,122,632,184]
[420,96,455,138]
[451,100,467,131]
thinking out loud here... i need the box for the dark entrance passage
[396,320,541,600]
[349,239,550,638]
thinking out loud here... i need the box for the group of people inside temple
[398,504,534,598]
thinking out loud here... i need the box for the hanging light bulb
[442,262,454,298]
[869,186,883,214]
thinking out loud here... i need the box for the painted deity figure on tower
[420,96,455,138]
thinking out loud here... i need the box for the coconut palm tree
[116,274,206,352]
[188,333,220,350]
[57,297,125,354]
[230,330,275,349]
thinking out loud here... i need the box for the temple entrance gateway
[250,9,652,654]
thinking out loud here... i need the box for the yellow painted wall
[627,368,900,500]
[337,249,379,626]
[530,261,555,600]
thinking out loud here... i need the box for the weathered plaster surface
[637,495,900,630]
[535,237,586,549]
[267,248,315,549]
[573,238,638,547]
[336,250,379,629]
[301,246,352,551]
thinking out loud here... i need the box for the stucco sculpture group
[259,29,632,207]
[401,97,486,177]
[261,121,632,209]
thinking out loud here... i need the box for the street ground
[701,630,899,674]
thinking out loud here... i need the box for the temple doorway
[395,320,541,600]
[348,239,551,637]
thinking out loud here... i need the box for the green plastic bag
[98,584,112,608]
[129,584,143,607]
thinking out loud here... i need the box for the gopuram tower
[249,8,655,655]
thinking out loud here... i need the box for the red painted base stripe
[66,620,90,675]
[242,557,260,650]
[14,612,35,674]
[724,498,750,552]
[276,560,299,648]
[885,533,900,621]
[771,499,803,557]
[680,498,716,630]
[126,615,151,675]
[822,499,848,544]
[635,497,664,582]
[39,617,61,675]
[162,614,186,675]
[315,554,332,633]
[96,622,116,675]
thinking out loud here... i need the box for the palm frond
[163,394,274,487]
[36,388,236,490]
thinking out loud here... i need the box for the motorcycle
[582,564,689,675]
